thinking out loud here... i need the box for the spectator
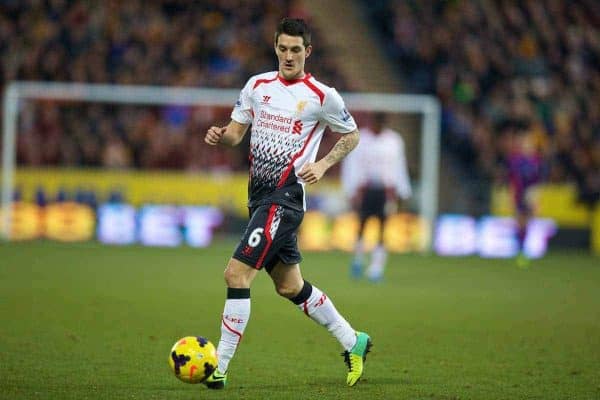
[341,112,412,281]
[363,0,599,206]
[1,1,349,174]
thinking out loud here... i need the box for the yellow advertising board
[592,207,600,255]
[299,211,429,253]
[0,202,95,241]
[491,184,593,228]
[45,202,95,242]
[14,167,248,215]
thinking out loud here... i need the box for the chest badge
[295,100,307,116]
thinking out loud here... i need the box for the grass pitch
[0,240,599,400]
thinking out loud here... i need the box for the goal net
[1,81,440,250]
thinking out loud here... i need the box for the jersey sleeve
[231,78,254,124]
[321,88,357,133]
[340,142,362,198]
[391,133,412,199]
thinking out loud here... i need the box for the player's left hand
[298,162,327,185]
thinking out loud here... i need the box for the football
[168,336,218,384]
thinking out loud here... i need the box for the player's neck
[278,71,307,81]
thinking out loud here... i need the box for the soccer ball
[168,336,217,384]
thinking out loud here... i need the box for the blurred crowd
[2,0,599,207]
[365,0,599,206]
[1,0,345,172]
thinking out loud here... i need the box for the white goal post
[2,81,440,243]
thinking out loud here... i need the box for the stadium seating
[1,1,597,209]
[361,0,599,207]
[0,1,347,173]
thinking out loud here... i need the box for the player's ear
[305,45,312,59]
[274,35,280,53]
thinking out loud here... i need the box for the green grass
[0,240,599,400]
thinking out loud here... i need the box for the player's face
[275,33,312,81]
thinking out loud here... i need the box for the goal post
[1,81,441,245]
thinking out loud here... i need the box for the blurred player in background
[204,18,371,389]
[341,112,412,281]
[506,120,545,267]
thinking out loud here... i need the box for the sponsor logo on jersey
[261,95,271,104]
[256,110,293,133]
[292,120,303,135]
[341,108,351,122]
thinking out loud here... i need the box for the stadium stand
[361,0,599,208]
[2,0,598,212]
[0,0,347,173]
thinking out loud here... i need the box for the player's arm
[322,129,360,169]
[298,129,360,185]
[205,120,250,147]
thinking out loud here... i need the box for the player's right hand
[205,126,225,145]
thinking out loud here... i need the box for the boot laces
[342,351,354,372]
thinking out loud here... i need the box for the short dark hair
[274,18,311,47]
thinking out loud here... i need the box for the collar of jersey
[277,73,312,86]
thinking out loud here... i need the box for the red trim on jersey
[277,73,311,86]
[256,204,277,268]
[253,74,278,89]
[277,122,320,188]
[221,316,243,343]
[302,77,325,105]
[276,73,325,105]
[248,152,254,190]
[254,73,324,105]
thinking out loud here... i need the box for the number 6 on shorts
[248,227,264,247]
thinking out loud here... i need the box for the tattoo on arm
[324,130,359,167]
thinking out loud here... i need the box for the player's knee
[223,267,232,285]
[223,266,246,288]
[274,282,302,299]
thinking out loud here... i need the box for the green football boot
[342,332,372,386]
[204,369,227,389]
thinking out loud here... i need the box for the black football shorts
[232,204,303,272]
[359,187,387,221]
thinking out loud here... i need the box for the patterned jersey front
[231,71,357,211]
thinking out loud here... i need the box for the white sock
[296,284,357,351]
[367,244,387,278]
[216,296,250,373]
[353,239,365,264]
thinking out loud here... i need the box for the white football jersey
[341,127,412,200]
[231,71,357,211]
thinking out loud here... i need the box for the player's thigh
[232,204,302,270]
